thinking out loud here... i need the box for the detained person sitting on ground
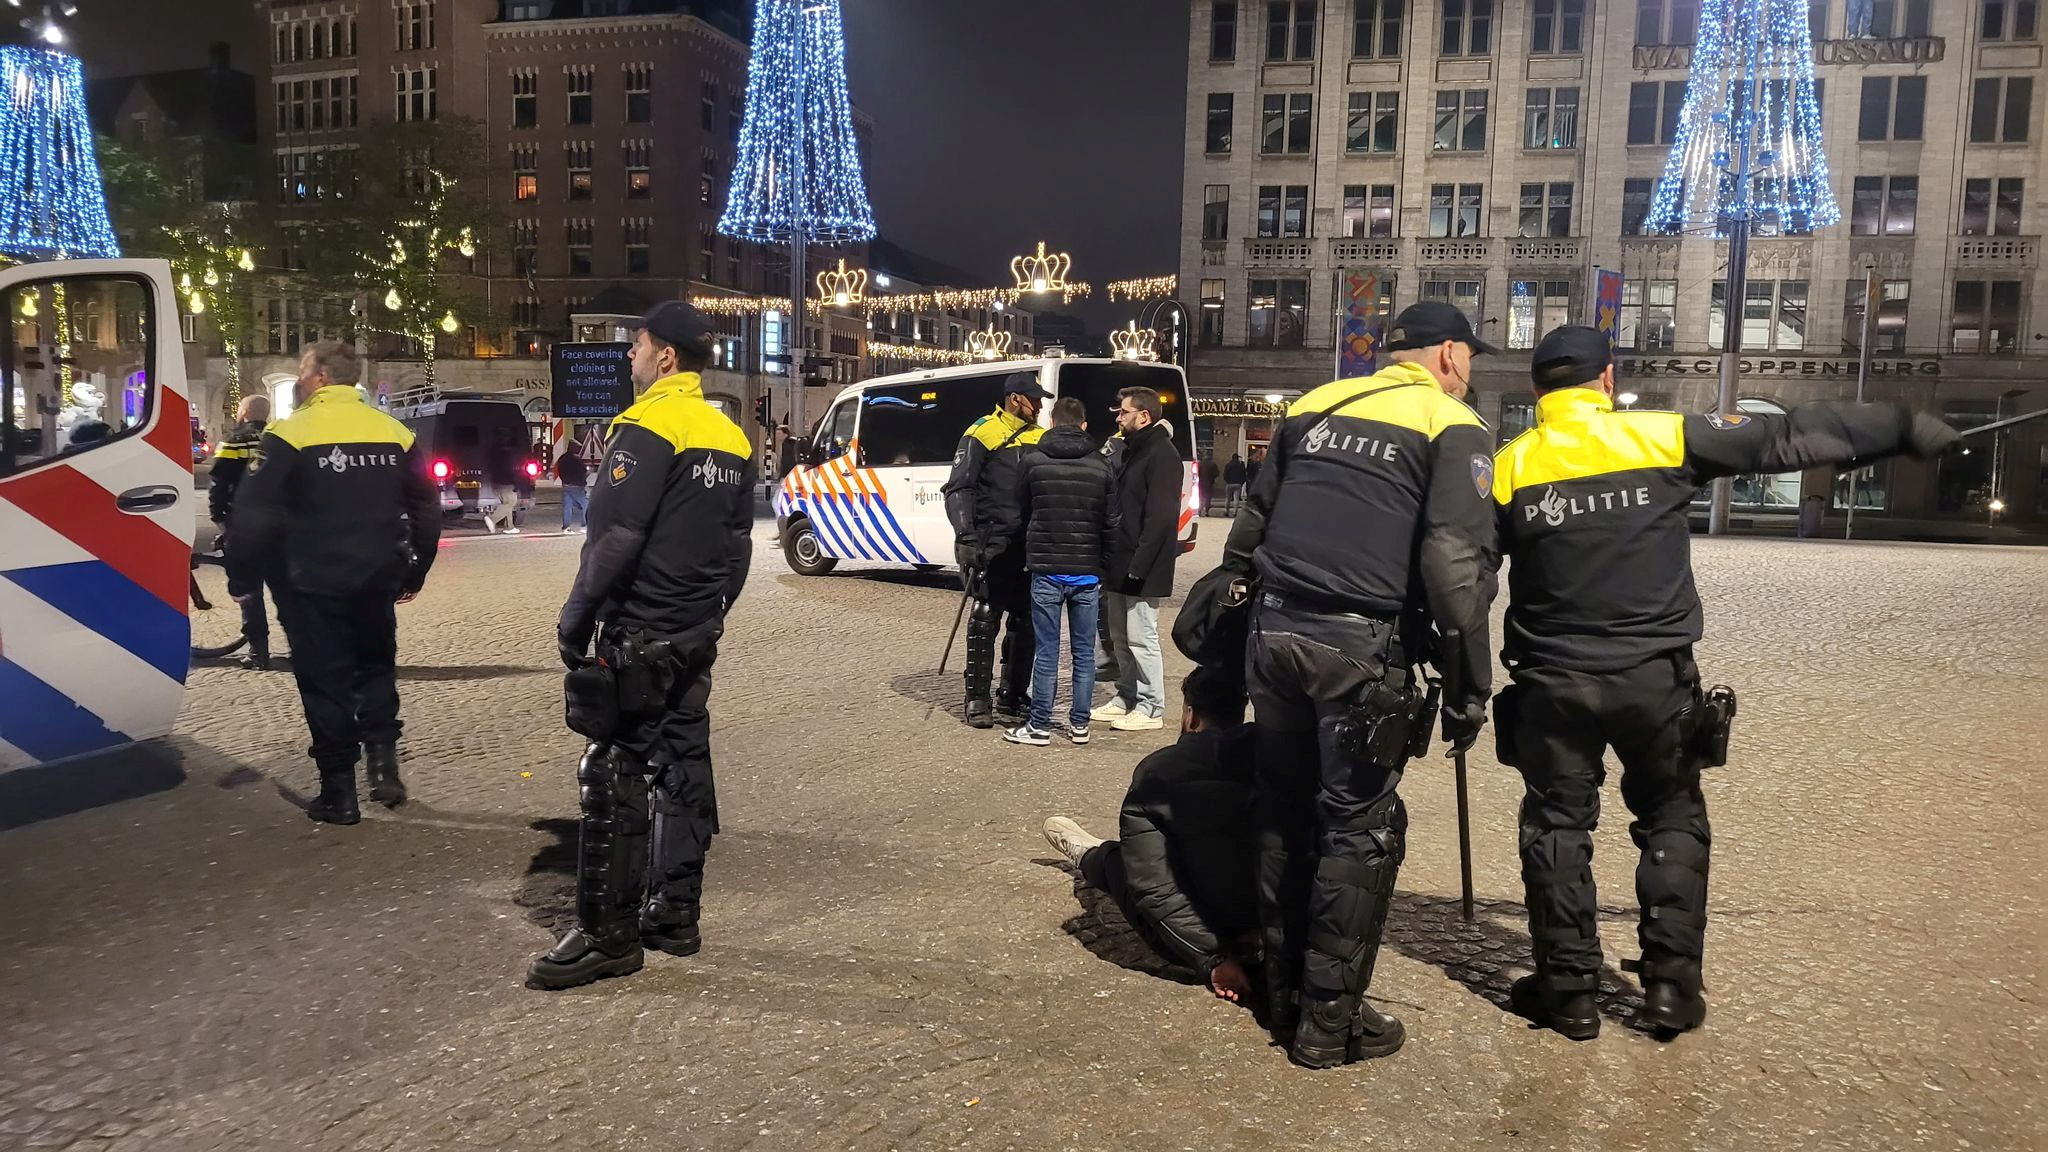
[1043,666,1260,1003]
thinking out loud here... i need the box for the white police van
[774,357,1199,575]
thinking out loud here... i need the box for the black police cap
[641,300,716,358]
[1529,325,1612,392]
[1004,373,1053,400]
[1382,300,1499,355]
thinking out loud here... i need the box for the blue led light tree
[0,46,120,262]
[719,0,875,429]
[1646,0,1835,532]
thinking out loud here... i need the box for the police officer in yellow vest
[942,375,1049,728]
[209,393,278,670]
[1222,301,1499,1068]
[531,302,757,991]
[1491,326,1960,1040]
[228,341,441,824]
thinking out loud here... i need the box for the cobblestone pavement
[1,524,2042,1151]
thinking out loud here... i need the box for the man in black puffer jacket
[1004,396,1119,746]
[1043,666,1260,1001]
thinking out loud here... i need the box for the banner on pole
[1337,272,1382,379]
[1594,269,1625,349]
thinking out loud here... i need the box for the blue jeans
[1028,575,1100,730]
[561,484,588,530]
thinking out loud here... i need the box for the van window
[2,275,156,477]
[1055,362,1194,460]
[858,371,1014,467]
[818,398,857,461]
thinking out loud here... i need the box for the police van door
[854,370,1016,566]
[0,260,193,770]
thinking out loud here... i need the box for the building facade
[1177,0,2048,531]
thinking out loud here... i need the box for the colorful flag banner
[1338,272,1381,379]
[1594,269,1625,349]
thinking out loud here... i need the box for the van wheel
[783,518,837,575]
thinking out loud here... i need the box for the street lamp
[1618,391,1640,409]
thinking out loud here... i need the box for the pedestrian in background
[208,393,278,670]
[228,341,440,825]
[1198,453,1219,516]
[1095,385,1179,733]
[776,421,799,480]
[1005,396,1118,747]
[557,446,589,533]
[1223,452,1245,513]
[482,427,523,535]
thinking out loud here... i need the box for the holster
[601,632,681,717]
[1333,677,1422,771]
[1493,680,1526,767]
[1687,684,1737,768]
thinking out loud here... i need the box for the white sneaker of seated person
[1042,817,1103,865]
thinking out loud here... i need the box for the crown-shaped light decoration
[1110,322,1160,362]
[965,328,1013,362]
[814,258,867,307]
[1011,241,1073,295]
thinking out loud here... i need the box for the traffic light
[753,394,772,428]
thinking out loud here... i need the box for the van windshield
[1055,362,1194,460]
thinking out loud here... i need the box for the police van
[385,390,539,521]
[774,357,1200,575]
[0,259,194,770]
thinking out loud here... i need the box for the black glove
[1906,412,1963,459]
[558,624,592,670]
[1117,574,1146,596]
[1441,699,1485,756]
[954,538,985,573]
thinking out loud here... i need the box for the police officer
[1221,301,1499,1068]
[209,393,278,670]
[942,375,1049,728]
[228,341,441,825]
[529,301,756,991]
[1491,326,1961,1040]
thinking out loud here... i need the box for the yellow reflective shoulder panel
[1498,410,1685,497]
[616,393,752,459]
[967,412,1041,450]
[1289,371,1480,439]
[272,400,415,451]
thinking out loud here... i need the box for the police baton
[1441,629,1476,923]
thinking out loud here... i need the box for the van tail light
[524,460,541,479]
[431,459,451,482]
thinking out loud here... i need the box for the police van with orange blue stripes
[1,259,196,770]
[775,357,1199,575]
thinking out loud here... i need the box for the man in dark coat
[1044,666,1259,1000]
[1094,386,1182,732]
[1005,396,1118,746]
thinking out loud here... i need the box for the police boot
[964,600,999,729]
[364,742,407,808]
[306,766,360,826]
[641,895,702,958]
[1289,994,1405,1069]
[966,697,995,729]
[1510,975,1600,1041]
[526,928,643,991]
[1635,959,1707,1036]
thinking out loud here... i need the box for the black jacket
[1494,390,1936,672]
[206,418,267,523]
[1115,725,1259,976]
[1223,362,1498,710]
[1110,422,1182,598]
[1017,425,1119,577]
[228,388,440,599]
[941,407,1045,554]
[559,373,755,644]
[556,451,588,486]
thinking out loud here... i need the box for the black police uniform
[228,386,441,824]
[1220,302,1498,1067]
[531,307,756,990]
[1492,325,1961,1036]
[209,416,278,665]
[941,379,1047,727]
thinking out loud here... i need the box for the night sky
[70,0,1189,335]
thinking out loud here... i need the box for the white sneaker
[1042,816,1104,865]
[1110,712,1165,732]
[1003,723,1052,747]
[503,527,521,536]
[1089,699,1132,722]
